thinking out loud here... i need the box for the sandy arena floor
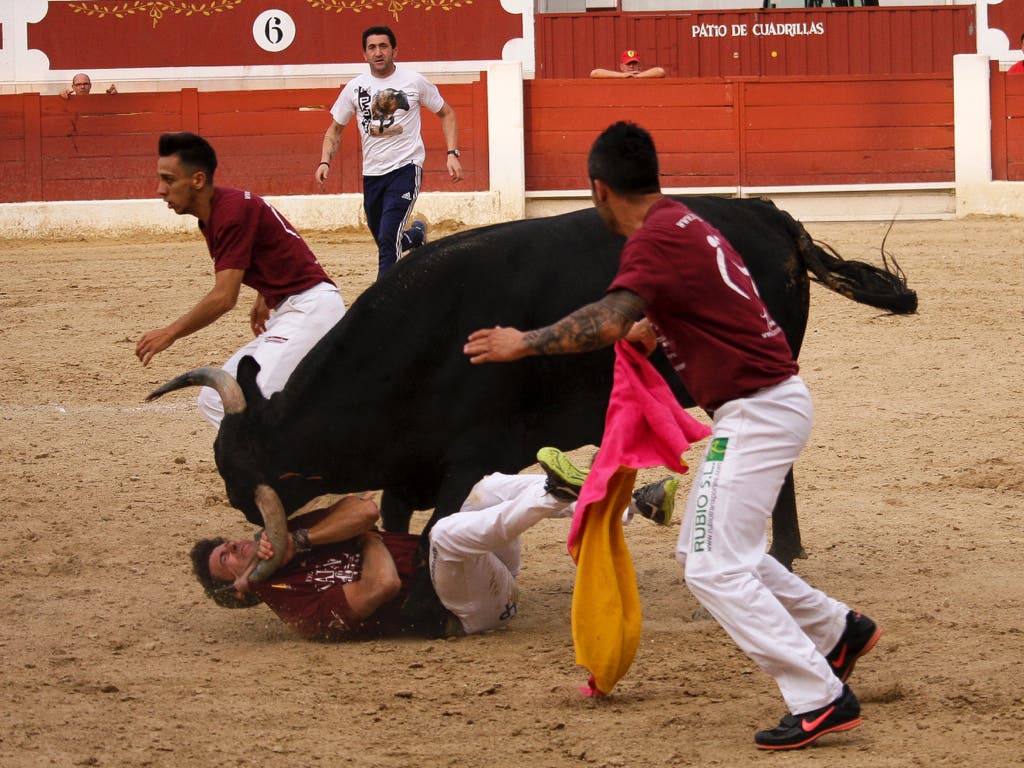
[0,214,1021,767]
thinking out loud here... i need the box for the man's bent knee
[196,387,224,428]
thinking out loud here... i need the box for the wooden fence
[0,81,489,204]
[9,70,1024,203]
[991,67,1024,182]
[524,75,954,190]
[535,7,976,79]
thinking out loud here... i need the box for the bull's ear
[236,356,265,405]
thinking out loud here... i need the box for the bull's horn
[146,367,245,414]
[247,484,289,584]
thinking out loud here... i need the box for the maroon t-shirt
[250,511,420,640]
[608,197,798,412]
[199,187,334,310]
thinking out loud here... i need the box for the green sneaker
[631,476,680,525]
[536,447,589,501]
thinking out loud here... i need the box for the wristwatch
[447,149,461,158]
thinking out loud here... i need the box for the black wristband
[291,528,312,553]
[317,161,330,168]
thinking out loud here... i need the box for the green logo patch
[707,437,729,462]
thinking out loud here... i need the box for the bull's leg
[767,469,805,570]
[379,491,414,533]
[399,473,481,637]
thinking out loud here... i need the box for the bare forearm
[346,535,401,618]
[440,109,458,152]
[361,535,398,585]
[168,290,236,339]
[303,495,380,546]
[320,123,343,165]
[524,291,645,355]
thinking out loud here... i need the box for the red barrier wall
[0,81,488,204]
[27,0,520,69]
[9,73,1024,204]
[523,75,953,190]
[536,6,976,79]
[991,67,1024,182]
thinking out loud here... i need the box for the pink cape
[568,341,711,696]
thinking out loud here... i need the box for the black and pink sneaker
[755,685,862,750]
[826,611,882,682]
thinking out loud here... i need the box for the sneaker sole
[836,627,883,682]
[656,477,679,525]
[755,717,862,750]
[536,448,588,488]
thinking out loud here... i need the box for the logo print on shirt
[711,234,783,339]
[361,86,409,136]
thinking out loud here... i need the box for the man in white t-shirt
[315,25,463,280]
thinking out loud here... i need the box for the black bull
[149,196,916,583]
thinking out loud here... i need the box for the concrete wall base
[0,191,515,240]
[0,185,976,240]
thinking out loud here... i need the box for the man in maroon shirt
[193,492,430,639]
[464,122,881,750]
[191,450,679,640]
[136,132,346,427]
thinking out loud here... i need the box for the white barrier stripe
[0,402,195,415]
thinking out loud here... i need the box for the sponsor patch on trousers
[707,437,729,462]
[692,440,727,552]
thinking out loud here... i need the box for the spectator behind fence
[590,50,665,80]
[60,73,117,99]
[1009,33,1024,74]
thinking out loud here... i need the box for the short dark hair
[190,537,261,609]
[587,121,661,195]
[158,132,217,181]
[363,25,396,49]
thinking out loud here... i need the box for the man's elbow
[376,573,403,604]
[350,497,381,532]
[212,293,239,316]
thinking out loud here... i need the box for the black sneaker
[536,447,588,501]
[630,476,680,525]
[754,685,862,750]
[408,219,428,248]
[826,611,882,682]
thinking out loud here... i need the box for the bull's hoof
[768,545,807,572]
[400,569,453,639]
[691,606,711,621]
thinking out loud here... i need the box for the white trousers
[676,375,849,714]
[198,282,346,427]
[429,473,572,635]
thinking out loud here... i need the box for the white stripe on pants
[676,375,849,714]
[198,282,346,427]
[429,473,572,636]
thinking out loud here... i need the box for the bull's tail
[789,213,918,314]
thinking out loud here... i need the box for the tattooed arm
[464,289,647,364]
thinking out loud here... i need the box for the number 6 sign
[253,9,296,53]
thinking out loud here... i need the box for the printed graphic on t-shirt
[304,552,362,591]
[360,86,409,136]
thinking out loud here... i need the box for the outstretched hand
[464,326,529,364]
[135,327,175,366]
